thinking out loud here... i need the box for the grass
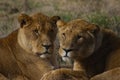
[84,12,120,31]
[0,0,120,36]
[85,13,110,28]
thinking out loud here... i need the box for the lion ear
[50,16,61,24]
[88,24,100,35]
[56,20,66,28]
[18,13,32,28]
[92,24,100,34]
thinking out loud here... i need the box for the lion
[41,19,120,80]
[0,73,8,80]
[41,68,88,80]
[90,67,120,80]
[0,12,60,80]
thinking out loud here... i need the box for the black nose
[63,48,73,53]
[42,44,51,50]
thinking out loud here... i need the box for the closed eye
[77,35,84,42]
[33,29,39,35]
[62,33,65,36]
[62,33,66,40]
[77,35,82,39]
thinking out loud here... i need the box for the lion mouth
[36,51,51,58]
[62,56,73,66]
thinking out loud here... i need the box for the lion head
[17,13,60,59]
[57,19,103,62]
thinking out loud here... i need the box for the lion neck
[101,29,120,46]
[73,60,85,71]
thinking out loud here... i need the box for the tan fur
[90,68,120,80]
[41,68,88,80]
[41,19,120,80]
[0,73,8,80]
[0,13,60,80]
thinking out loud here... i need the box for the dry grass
[0,0,120,36]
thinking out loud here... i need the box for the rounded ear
[18,13,32,28]
[56,20,66,28]
[93,24,100,34]
[88,24,100,34]
[50,16,61,24]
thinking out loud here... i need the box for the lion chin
[62,57,72,64]
[36,52,51,59]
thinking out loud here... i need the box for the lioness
[41,19,120,80]
[0,13,60,80]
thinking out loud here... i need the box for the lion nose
[42,44,51,50]
[63,48,73,57]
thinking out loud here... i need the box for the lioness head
[17,13,60,59]
[57,19,103,62]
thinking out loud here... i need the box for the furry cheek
[59,48,66,57]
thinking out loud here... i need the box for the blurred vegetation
[0,0,120,36]
[84,13,120,36]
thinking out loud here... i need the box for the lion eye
[62,33,66,40]
[62,33,65,36]
[33,29,39,35]
[77,35,82,39]
[77,35,84,43]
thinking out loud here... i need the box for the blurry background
[0,0,120,36]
